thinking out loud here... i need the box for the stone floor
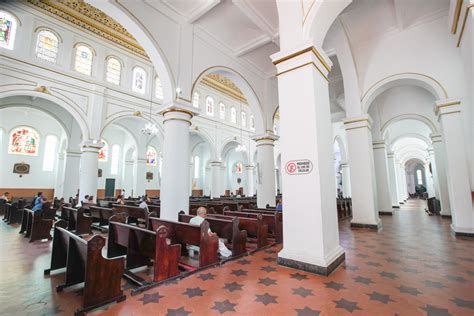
[1,199,473,315]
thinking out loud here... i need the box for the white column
[254,134,278,208]
[395,161,405,204]
[78,140,102,201]
[134,157,147,197]
[431,135,451,216]
[210,161,221,199]
[54,153,66,198]
[63,150,81,199]
[435,100,473,235]
[401,168,408,200]
[372,141,393,214]
[387,152,399,208]
[272,45,345,275]
[340,163,351,197]
[424,162,435,198]
[245,165,255,197]
[344,116,381,229]
[189,162,193,196]
[428,148,441,199]
[123,160,134,196]
[160,106,196,220]
[220,165,226,196]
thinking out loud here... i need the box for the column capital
[81,139,103,153]
[343,115,372,131]
[253,133,279,144]
[340,162,349,168]
[209,160,222,167]
[434,99,462,117]
[245,164,255,170]
[271,42,332,81]
[159,101,198,125]
[66,150,82,157]
[387,151,395,158]
[372,140,387,150]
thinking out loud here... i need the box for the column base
[392,205,400,209]
[379,211,393,216]
[451,224,474,237]
[350,219,382,231]
[277,252,345,277]
[399,202,405,204]
[441,214,452,218]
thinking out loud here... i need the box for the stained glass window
[74,44,93,76]
[147,146,157,166]
[250,115,255,130]
[193,92,200,108]
[106,56,122,85]
[42,135,57,171]
[206,96,214,116]
[35,30,59,63]
[8,126,40,156]
[0,11,17,50]
[241,111,247,127]
[110,144,120,175]
[98,140,108,162]
[235,162,243,174]
[231,107,237,123]
[132,67,146,94]
[155,76,164,99]
[219,102,226,119]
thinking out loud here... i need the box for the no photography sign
[285,159,313,175]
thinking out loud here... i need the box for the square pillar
[373,141,393,215]
[387,152,400,208]
[431,135,452,216]
[344,116,381,230]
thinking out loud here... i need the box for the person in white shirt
[138,198,149,211]
[189,207,232,258]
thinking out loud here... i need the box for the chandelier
[235,144,247,152]
[141,66,159,136]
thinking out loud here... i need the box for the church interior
[0,0,473,315]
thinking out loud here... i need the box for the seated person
[276,198,283,212]
[189,207,232,258]
[32,196,47,212]
[87,195,94,203]
[116,195,125,205]
[138,197,149,211]
[0,192,10,202]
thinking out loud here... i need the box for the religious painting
[147,146,157,166]
[0,12,15,49]
[235,162,243,174]
[8,127,40,156]
[146,172,153,180]
[98,140,108,162]
[13,163,30,175]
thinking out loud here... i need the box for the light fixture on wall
[235,95,247,153]
[141,66,159,136]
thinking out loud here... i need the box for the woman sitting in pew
[189,207,232,258]
[276,199,283,212]
[32,195,47,212]
[115,195,125,205]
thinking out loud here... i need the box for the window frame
[105,55,123,85]
[74,43,94,76]
[0,11,19,50]
[205,96,214,116]
[132,66,147,94]
[35,29,60,64]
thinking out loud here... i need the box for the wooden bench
[44,220,125,315]
[178,212,247,256]
[19,207,55,242]
[148,217,219,269]
[3,201,25,224]
[63,207,93,235]
[107,216,181,288]
[113,204,150,227]
[223,210,282,243]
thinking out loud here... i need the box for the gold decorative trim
[301,0,317,26]
[34,85,51,94]
[343,118,369,125]
[437,100,461,108]
[452,0,463,34]
[457,4,474,47]
[26,0,147,57]
[161,108,194,118]
[254,136,276,142]
[276,62,329,82]
[273,46,331,73]
[201,74,247,103]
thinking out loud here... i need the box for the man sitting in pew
[32,195,47,212]
[189,207,232,258]
[138,196,149,211]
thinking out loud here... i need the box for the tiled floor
[1,199,473,315]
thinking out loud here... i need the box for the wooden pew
[44,220,126,315]
[208,213,269,249]
[223,210,283,243]
[107,217,181,288]
[148,204,160,218]
[4,201,25,224]
[178,212,247,256]
[63,207,93,235]
[148,217,219,269]
[112,204,149,227]
[19,207,55,242]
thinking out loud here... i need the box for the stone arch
[390,134,431,149]
[190,128,217,159]
[362,73,448,114]
[219,137,249,164]
[101,112,163,143]
[381,114,438,139]
[87,1,175,103]
[192,66,265,134]
[333,135,347,163]
[0,90,89,140]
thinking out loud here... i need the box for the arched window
[155,76,164,99]
[250,115,255,130]
[219,102,226,119]
[0,11,18,50]
[241,111,247,127]
[74,44,93,76]
[8,126,40,156]
[192,92,200,108]
[132,67,146,94]
[42,135,57,171]
[416,169,423,185]
[147,146,157,166]
[35,30,59,63]
[206,96,214,116]
[98,140,108,162]
[110,144,120,175]
[194,155,200,179]
[235,162,243,174]
[105,56,122,85]
[230,107,237,123]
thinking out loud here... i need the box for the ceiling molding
[26,0,148,57]
[234,34,272,57]
[232,0,278,38]
[187,0,221,24]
